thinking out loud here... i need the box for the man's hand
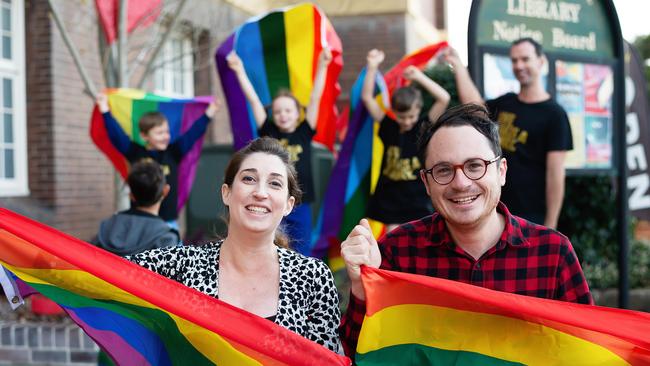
[96,93,109,113]
[340,219,382,301]
[443,47,462,68]
[366,49,385,70]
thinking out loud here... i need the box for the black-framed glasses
[423,156,501,185]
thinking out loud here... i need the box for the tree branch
[135,0,189,89]
[47,0,98,98]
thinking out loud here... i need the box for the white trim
[153,34,194,98]
[0,0,27,197]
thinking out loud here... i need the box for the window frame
[0,0,27,197]
[153,31,194,99]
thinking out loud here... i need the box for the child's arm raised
[403,66,450,122]
[304,47,333,130]
[226,52,267,127]
[175,98,221,155]
[361,49,387,122]
[96,93,132,155]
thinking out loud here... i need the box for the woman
[128,137,342,353]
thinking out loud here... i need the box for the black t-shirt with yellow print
[487,93,573,223]
[367,116,433,224]
[259,119,315,203]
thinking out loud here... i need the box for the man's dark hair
[391,86,423,112]
[512,37,544,57]
[127,159,166,207]
[417,103,501,164]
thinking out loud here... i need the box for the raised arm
[304,48,333,130]
[403,65,450,122]
[96,93,133,155]
[361,49,387,122]
[174,99,221,156]
[443,47,484,105]
[227,52,267,127]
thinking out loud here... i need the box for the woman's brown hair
[222,137,303,248]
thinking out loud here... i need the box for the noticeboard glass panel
[557,60,613,169]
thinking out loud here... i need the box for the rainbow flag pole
[0,208,351,366]
[357,266,650,365]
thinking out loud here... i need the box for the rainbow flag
[90,88,211,211]
[0,208,351,366]
[357,266,650,365]
[215,3,343,150]
[312,43,448,267]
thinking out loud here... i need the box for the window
[153,34,194,98]
[0,0,26,197]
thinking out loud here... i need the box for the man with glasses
[338,104,591,357]
[444,38,572,229]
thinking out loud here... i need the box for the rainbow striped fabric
[0,208,351,366]
[89,88,211,211]
[312,43,448,267]
[215,3,343,150]
[357,266,650,365]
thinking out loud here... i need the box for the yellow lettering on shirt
[497,111,528,152]
[161,164,170,176]
[382,146,420,181]
[279,138,303,163]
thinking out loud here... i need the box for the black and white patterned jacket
[128,241,342,353]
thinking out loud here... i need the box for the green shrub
[559,176,650,289]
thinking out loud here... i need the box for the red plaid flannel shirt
[339,202,593,356]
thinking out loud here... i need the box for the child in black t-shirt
[96,94,219,229]
[226,48,332,254]
[362,49,450,232]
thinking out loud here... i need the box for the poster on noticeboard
[481,54,613,170]
[557,61,613,169]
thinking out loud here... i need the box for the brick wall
[1,0,251,241]
[0,321,99,365]
[331,13,406,104]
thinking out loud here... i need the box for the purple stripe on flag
[216,34,255,150]
[177,102,209,209]
[67,310,151,366]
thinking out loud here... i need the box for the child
[92,159,179,255]
[362,49,450,232]
[226,48,332,254]
[96,93,219,229]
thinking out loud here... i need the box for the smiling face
[221,152,295,236]
[510,41,545,88]
[394,104,421,132]
[271,96,301,133]
[421,125,506,230]
[141,122,171,151]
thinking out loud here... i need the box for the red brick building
[1,0,446,242]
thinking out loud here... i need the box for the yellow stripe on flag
[370,119,384,194]
[284,3,315,107]
[357,304,630,366]
[108,89,145,137]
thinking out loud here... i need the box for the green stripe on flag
[338,173,372,240]
[356,343,525,366]
[259,12,290,101]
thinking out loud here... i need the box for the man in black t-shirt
[446,38,572,228]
